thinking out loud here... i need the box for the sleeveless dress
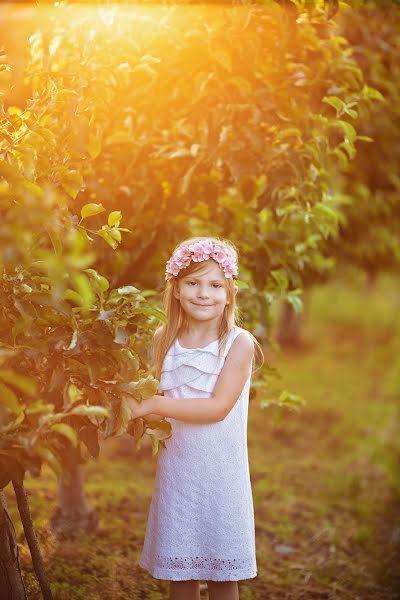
[139,325,257,582]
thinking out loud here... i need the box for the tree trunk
[49,446,98,538]
[12,481,53,600]
[276,299,304,348]
[0,490,27,600]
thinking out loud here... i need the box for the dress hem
[139,557,257,582]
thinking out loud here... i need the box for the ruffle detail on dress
[158,330,237,393]
[159,351,224,392]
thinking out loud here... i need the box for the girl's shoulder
[231,325,255,343]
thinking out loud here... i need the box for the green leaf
[322,96,344,112]
[362,85,385,102]
[25,401,54,416]
[270,270,288,292]
[80,203,106,220]
[0,369,37,397]
[138,307,167,321]
[150,434,160,457]
[33,445,62,479]
[50,423,78,447]
[0,382,22,414]
[123,375,159,401]
[69,405,109,418]
[117,285,140,296]
[127,417,145,450]
[114,395,132,436]
[72,272,95,309]
[63,289,83,305]
[61,170,83,200]
[79,424,99,458]
[97,228,118,249]
[67,383,83,402]
[84,268,110,292]
[337,120,357,143]
[108,211,122,227]
[108,229,122,243]
[286,294,303,315]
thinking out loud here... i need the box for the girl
[129,236,263,600]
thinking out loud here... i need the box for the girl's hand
[127,395,147,420]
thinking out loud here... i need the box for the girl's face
[173,259,237,325]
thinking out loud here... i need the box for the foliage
[325,2,400,277]
[3,3,375,327]
[0,67,171,488]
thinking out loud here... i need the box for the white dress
[139,325,257,581]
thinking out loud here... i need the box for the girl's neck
[179,322,221,342]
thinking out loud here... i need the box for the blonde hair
[152,236,264,381]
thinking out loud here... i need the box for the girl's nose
[198,289,209,297]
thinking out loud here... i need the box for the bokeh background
[1,1,399,599]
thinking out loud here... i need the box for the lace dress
[139,325,257,581]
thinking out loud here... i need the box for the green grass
[4,273,400,599]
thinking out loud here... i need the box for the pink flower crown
[165,239,238,281]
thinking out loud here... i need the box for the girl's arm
[134,333,254,424]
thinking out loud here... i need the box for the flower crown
[165,239,238,281]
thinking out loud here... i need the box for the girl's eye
[186,281,222,288]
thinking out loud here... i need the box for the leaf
[108,211,122,227]
[362,85,385,102]
[108,229,121,243]
[286,294,303,315]
[322,95,344,112]
[67,383,83,402]
[0,382,22,414]
[138,307,167,321]
[150,434,160,457]
[0,369,37,396]
[79,424,100,458]
[122,375,159,401]
[33,445,62,479]
[25,401,54,416]
[69,405,109,418]
[61,170,83,200]
[67,330,78,351]
[84,268,110,292]
[50,423,78,447]
[127,417,145,450]
[72,272,95,309]
[270,270,288,292]
[81,203,106,220]
[117,285,140,296]
[337,120,357,143]
[97,228,118,249]
[114,395,132,436]
[63,289,83,305]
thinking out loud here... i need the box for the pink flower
[189,239,214,261]
[165,240,238,281]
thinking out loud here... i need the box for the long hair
[152,236,264,381]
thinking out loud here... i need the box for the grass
[4,273,400,599]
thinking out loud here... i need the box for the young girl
[129,236,263,600]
